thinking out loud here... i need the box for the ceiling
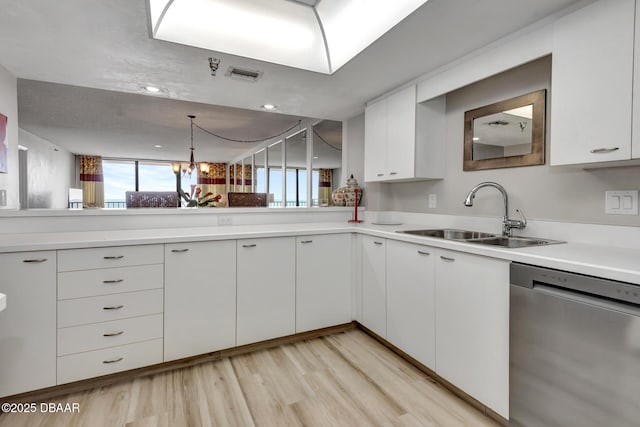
[1,0,587,162]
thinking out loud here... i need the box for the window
[102,160,135,208]
[138,161,177,192]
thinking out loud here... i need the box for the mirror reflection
[472,105,533,160]
[464,89,546,171]
[15,80,343,209]
[267,142,283,207]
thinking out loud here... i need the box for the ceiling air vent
[225,66,263,82]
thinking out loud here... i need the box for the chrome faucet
[463,182,526,237]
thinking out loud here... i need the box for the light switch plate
[428,193,437,209]
[218,215,233,225]
[605,190,638,215]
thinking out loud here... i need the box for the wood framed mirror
[464,89,546,171]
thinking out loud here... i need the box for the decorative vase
[331,174,363,207]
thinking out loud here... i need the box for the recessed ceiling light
[154,144,163,148]
[262,104,277,111]
[472,137,480,141]
[313,156,319,159]
[143,86,162,93]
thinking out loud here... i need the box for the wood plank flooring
[0,330,498,427]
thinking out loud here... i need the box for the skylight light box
[148,0,428,74]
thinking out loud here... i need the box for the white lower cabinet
[164,240,237,361]
[0,252,57,397]
[435,249,510,418]
[296,234,352,333]
[237,237,295,345]
[57,339,163,384]
[361,235,387,338]
[386,240,436,368]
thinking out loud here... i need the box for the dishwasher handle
[532,283,640,317]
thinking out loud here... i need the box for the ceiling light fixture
[143,85,161,93]
[262,104,277,111]
[154,144,163,148]
[148,0,428,74]
[172,115,198,178]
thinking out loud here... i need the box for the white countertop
[1,221,639,285]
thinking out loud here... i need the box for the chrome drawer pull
[242,244,257,248]
[103,305,124,310]
[440,256,455,262]
[390,172,398,175]
[103,331,124,337]
[103,255,124,260]
[300,240,313,244]
[417,250,430,256]
[171,248,189,253]
[374,241,383,246]
[377,173,384,177]
[103,279,123,284]
[23,258,47,263]
[590,147,620,153]
[103,357,123,364]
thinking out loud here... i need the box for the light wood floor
[0,330,498,427]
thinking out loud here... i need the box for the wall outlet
[217,215,233,225]
[428,193,437,209]
[605,190,638,215]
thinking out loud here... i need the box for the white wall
[0,64,18,209]
[18,129,75,209]
[369,56,640,227]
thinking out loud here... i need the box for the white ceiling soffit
[149,0,429,74]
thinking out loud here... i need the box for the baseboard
[354,322,509,427]
[2,322,357,403]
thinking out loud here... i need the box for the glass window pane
[311,170,319,206]
[286,130,307,207]
[243,156,253,192]
[103,159,135,208]
[268,142,282,206]
[138,162,177,192]
[255,149,266,193]
[312,121,342,206]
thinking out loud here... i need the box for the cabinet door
[237,237,295,345]
[633,0,640,159]
[296,234,352,333]
[164,240,236,361]
[386,85,417,180]
[364,98,388,182]
[551,0,634,165]
[361,235,386,338]
[0,252,56,397]
[435,249,509,418]
[386,240,435,368]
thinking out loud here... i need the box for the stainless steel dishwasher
[510,262,640,427]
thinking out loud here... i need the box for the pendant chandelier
[171,115,209,177]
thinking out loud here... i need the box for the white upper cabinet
[365,86,445,182]
[551,0,635,165]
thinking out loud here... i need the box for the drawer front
[58,314,163,356]
[58,289,163,328]
[57,245,163,272]
[57,339,163,385]
[58,264,164,300]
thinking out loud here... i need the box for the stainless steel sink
[398,229,496,240]
[397,229,564,248]
[464,236,565,248]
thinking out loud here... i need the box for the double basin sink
[397,229,564,248]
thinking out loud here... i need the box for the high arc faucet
[463,182,526,237]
